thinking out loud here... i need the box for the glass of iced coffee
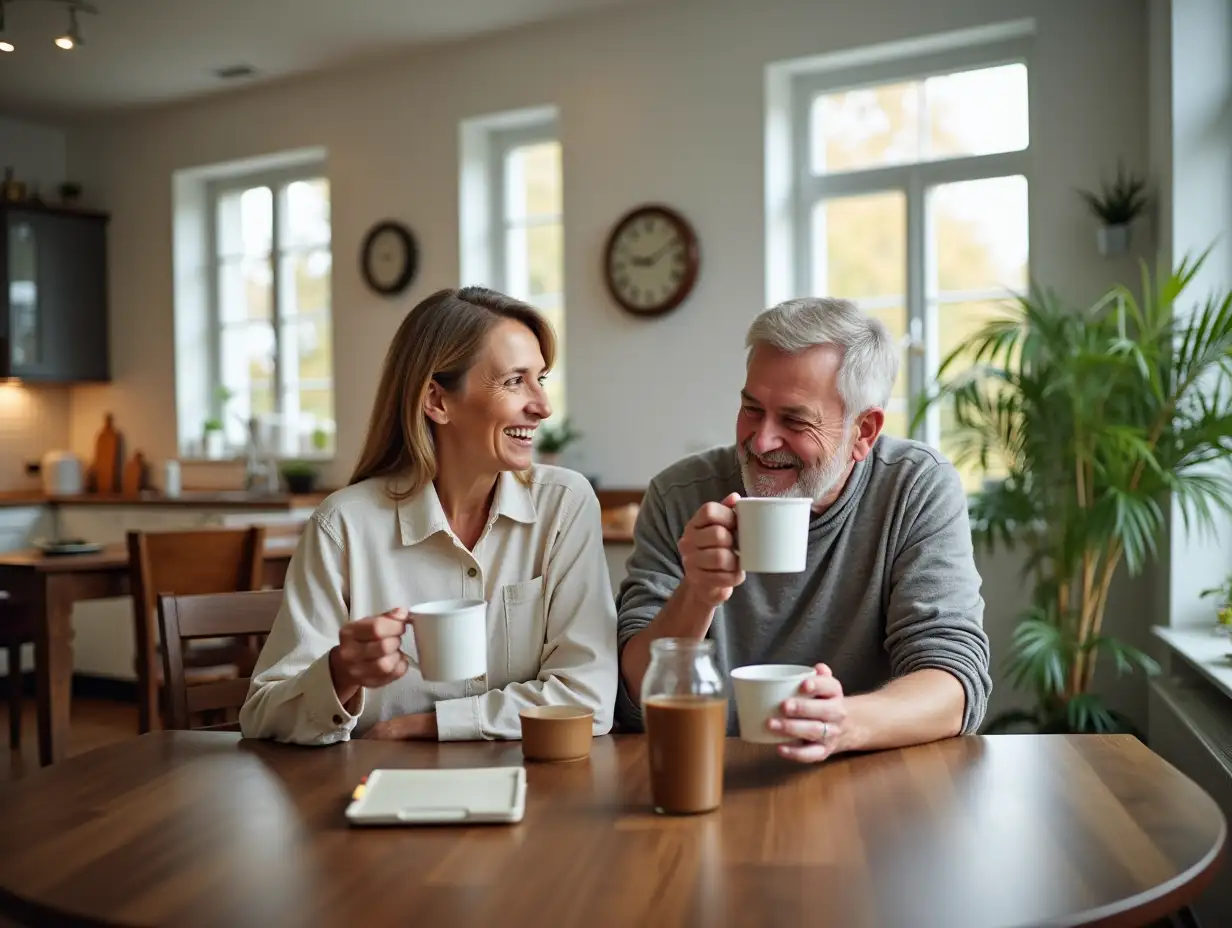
[641,638,728,815]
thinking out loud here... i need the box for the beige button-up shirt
[238,466,618,743]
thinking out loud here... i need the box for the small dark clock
[360,220,419,297]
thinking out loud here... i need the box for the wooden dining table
[0,731,1223,927]
[0,538,297,767]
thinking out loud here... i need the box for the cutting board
[92,413,123,494]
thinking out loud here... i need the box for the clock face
[361,221,418,296]
[604,206,699,316]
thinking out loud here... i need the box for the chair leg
[7,643,22,750]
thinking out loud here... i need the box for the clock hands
[628,240,677,267]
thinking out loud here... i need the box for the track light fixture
[0,0,99,53]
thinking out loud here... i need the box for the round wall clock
[603,204,700,316]
[360,220,419,297]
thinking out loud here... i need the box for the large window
[792,53,1029,489]
[487,124,566,417]
[206,170,334,457]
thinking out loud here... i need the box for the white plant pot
[1097,223,1131,257]
[204,430,225,459]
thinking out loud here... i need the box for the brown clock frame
[360,219,419,298]
[602,203,700,317]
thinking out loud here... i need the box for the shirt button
[332,714,343,725]
[467,567,478,578]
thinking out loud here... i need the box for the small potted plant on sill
[279,460,320,494]
[1079,161,1149,258]
[1199,575,1232,637]
[535,418,582,467]
[57,181,83,206]
[202,418,225,459]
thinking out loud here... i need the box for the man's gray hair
[745,297,900,417]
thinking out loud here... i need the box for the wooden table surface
[0,732,1223,928]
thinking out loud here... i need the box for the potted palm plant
[535,419,583,467]
[1079,161,1149,257]
[914,249,1232,733]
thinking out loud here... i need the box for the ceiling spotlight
[54,6,81,49]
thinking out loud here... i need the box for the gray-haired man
[616,297,991,763]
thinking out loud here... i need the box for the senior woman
[239,287,617,743]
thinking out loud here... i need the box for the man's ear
[850,408,885,462]
[423,380,450,426]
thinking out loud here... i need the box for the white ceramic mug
[731,664,817,744]
[734,497,812,573]
[406,598,488,682]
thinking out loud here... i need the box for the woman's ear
[423,380,450,426]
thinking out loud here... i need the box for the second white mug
[406,598,488,682]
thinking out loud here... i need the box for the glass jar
[641,638,728,814]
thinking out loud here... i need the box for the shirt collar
[397,471,537,546]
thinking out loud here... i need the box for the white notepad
[345,767,527,826]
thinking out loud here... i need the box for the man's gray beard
[737,426,854,506]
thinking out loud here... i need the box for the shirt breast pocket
[499,576,547,685]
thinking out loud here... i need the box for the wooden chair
[127,527,267,733]
[1,591,35,750]
[157,589,283,731]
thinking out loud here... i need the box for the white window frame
[487,120,561,297]
[788,36,1032,447]
[203,164,332,457]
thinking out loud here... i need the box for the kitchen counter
[0,490,329,509]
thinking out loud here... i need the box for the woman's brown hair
[349,286,556,500]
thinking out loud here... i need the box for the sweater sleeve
[613,478,685,731]
[885,461,992,733]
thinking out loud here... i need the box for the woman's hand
[363,712,439,741]
[328,608,411,707]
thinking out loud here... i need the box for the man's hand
[678,492,746,607]
[767,663,849,763]
[363,712,439,741]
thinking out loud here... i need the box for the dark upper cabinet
[1,203,110,383]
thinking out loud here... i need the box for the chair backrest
[157,588,283,730]
[127,527,267,731]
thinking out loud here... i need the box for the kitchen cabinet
[1,203,110,383]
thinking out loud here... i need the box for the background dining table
[0,537,296,767]
[0,731,1223,927]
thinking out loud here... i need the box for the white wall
[0,113,67,196]
[64,0,1149,490]
[0,114,72,491]
[59,0,1155,724]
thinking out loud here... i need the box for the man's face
[736,344,881,507]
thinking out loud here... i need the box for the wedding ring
[820,721,828,744]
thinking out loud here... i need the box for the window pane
[926,64,1028,159]
[219,257,272,323]
[216,186,272,258]
[931,175,1028,294]
[284,314,334,387]
[504,141,561,221]
[281,179,331,249]
[812,191,906,298]
[505,221,563,301]
[811,82,921,174]
[290,387,336,454]
[280,249,331,317]
[880,407,908,438]
[935,300,1015,492]
[220,321,276,446]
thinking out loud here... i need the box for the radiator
[1148,676,1232,924]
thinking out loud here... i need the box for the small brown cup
[519,706,594,762]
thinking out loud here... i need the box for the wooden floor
[3,696,139,782]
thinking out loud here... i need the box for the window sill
[1153,625,1232,703]
[177,454,335,466]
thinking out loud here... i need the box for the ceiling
[0,0,659,119]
